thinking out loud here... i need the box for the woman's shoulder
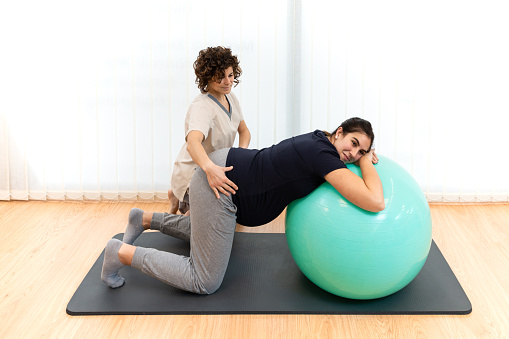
[188,93,215,112]
[294,130,329,143]
[312,129,328,139]
[190,92,210,105]
[226,91,239,100]
[226,92,240,105]
[292,130,337,155]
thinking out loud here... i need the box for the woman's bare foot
[168,189,179,214]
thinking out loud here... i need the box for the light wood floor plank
[0,201,507,338]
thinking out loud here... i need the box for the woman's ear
[335,127,343,139]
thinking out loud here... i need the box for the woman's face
[332,128,371,163]
[207,66,234,97]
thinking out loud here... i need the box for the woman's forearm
[237,120,251,148]
[238,131,251,148]
[359,156,385,210]
[186,131,214,171]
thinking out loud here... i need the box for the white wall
[1,0,508,201]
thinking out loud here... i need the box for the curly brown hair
[193,46,242,93]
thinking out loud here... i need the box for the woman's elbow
[375,199,386,212]
[367,198,385,213]
[186,140,197,154]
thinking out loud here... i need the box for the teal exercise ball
[285,155,432,300]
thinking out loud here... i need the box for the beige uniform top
[171,92,244,201]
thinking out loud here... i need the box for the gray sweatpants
[131,149,237,294]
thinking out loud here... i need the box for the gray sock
[123,208,145,245]
[101,239,125,288]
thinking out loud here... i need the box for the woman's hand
[371,149,379,164]
[204,163,238,199]
[355,149,378,166]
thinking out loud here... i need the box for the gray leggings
[131,148,237,294]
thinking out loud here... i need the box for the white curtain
[1,0,508,202]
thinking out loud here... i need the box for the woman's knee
[199,276,224,295]
[192,261,228,295]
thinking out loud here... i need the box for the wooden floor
[0,201,508,338]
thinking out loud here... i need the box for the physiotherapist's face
[208,66,234,96]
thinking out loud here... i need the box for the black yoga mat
[67,232,471,315]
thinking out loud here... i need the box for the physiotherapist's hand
[204,163,238,199]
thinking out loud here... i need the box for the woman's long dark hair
[324,117,375,152]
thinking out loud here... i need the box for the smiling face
[331,127,372,163]
[207,66,235,98]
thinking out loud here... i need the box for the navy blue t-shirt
[226,130,347,226]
